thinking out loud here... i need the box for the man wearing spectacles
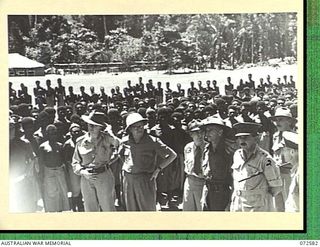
[118,113,177,211]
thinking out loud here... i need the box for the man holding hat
[201,116,233,211]
[270,107,298,211]
[230,122,282,212]
[72,111,120,211]
[118,112,177,211]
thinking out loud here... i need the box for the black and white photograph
[5,3,304,230]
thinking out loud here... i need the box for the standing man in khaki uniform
[182,119,207,211]
[270,107,298,211]
[282,131,299,212]
[119,113,177,211]
[230,122,283,212]
[72,111,120,212]
[201,116,233,211]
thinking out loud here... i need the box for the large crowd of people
[9,72,299,213]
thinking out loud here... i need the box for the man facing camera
[230,122,282,212]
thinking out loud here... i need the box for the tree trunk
[251,33,254,64]
[103,16,108,38]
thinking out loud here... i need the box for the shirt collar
[193,141,208,150]
[83,132,102,144]
[241,144,258,161]
[128,131,147,144]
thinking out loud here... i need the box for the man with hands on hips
[72,111,120,212]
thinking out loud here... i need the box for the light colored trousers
[81,168,115,212]
[183,175,205,211]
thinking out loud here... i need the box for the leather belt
[85,164,109,174]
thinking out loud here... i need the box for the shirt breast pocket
[243,165,263,188]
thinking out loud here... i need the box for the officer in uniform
[270,107,298,211]
[182,119,207,211]
[72,111,120,211]
[118,113,177,211]
[230,122,283,212]
[282,131,299,212]
[201,116,233,211]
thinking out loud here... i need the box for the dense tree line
[8,14,297,71]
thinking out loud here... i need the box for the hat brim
[69,125,81,132]
[202,121,231,131]
[283,139,298,150]
[188,127,202,132]
[235,133,252,137]
[125,119,148,132]
[270,115,297,123]
[203,122,228,127]
[81,115,106,127]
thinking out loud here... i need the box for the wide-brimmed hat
[125,112,147,132]
[233,122,262,137]
[202,116,227,128]
[81,111,107,127]
[270,107,297,123]
[282,131,298,150]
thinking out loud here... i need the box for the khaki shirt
[230,145,282,211]
[184,141,207,178]
[119,133,176,174]
[72,132,119,175]
[232,146,282,190]
[272,131,297,173]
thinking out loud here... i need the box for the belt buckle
[236,190,241,196]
